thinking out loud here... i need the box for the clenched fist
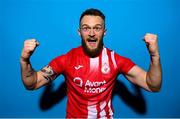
[21,39,39,60]
[143,33,159,57]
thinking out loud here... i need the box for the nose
[89,29,95,37]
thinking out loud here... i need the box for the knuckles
[23,39,38,52]
[144,33,158,43]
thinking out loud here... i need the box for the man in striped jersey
[20,8,162,118]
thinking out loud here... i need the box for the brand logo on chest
[74,65,83,70]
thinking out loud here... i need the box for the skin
[126,33,162,92]
[20,39,58,90]
[20,15,162,92]
[78,16,106,57]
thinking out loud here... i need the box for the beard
[82,37,104,58]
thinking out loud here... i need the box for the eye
[81,27,90,32]
[94,27,102,32]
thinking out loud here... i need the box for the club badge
[101,63,110,74]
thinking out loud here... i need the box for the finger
[26,44,38,49]
[24,42,39,49]
[24,41,36,46]
[25,39,38,43]
[26,47,36,51]
[25,39,36,42]
[142,37,153,42]
[25,44,37,48]
[29,39,40,46]
[145,33,157,39]
[25,40,40,46]
[144,35,156,41]
[142,33,155,40]
[26,41,39,47]
[25,42,37,48]
[144,39,155,45]
[36,41,40,46]
[146,33,152,36]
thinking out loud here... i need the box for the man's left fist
[143,33,159,57]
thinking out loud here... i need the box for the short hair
[79,8,105,27]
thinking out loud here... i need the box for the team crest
[101,63,110,74]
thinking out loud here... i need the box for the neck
[82,46,103,58]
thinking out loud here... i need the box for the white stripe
[111,51,117,69]
[90,57,99,72]
[108,100,113,116]
[87,104,97,118]
[101,47,110,74]
[100,101,107,118]
[102,48,109,67]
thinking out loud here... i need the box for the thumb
[35,41,40,46]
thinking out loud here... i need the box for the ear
[78,28,81,36]
[103,29,107,36]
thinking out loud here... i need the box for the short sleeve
[115,53,136,74]
[48,54,67,74]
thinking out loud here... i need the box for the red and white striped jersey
[49,46,135,118]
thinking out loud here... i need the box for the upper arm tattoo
[40,65,58,82]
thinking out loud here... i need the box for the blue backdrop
[0,0,180,118]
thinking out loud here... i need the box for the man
[20,8,162,118]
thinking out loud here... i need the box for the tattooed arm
[20,57,58,90]
[35,65,58,89]
[20,39,58,90]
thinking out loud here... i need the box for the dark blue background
[0,0,180,117]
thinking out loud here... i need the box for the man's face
[78,15,106,57]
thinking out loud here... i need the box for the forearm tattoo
[41,65,58,82]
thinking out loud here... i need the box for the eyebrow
[81,24,103,27]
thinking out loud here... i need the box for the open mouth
[87,38,98,47]
[87,38,97,42]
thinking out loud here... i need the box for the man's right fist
[21,39,39,60]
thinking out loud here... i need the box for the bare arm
[125,33,162,92]
[20,39,58,90]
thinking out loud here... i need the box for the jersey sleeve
[48,54,67,74]
[114,53,136,74]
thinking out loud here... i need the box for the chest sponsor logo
[84,80,106,93]
[73,77,83,87]
[73,77,106,94]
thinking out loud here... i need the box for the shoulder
[64,46,84,59]
[105,47,135,67]
[48,46,82,73]
[67,46,82,54]
[53,46,82,60]
[105,47,129,60]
